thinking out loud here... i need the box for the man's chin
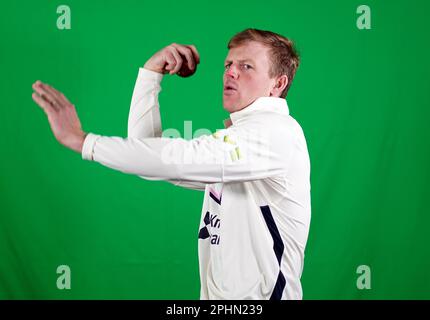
[224,104,234,113]
[223,99,235,113]
[223,103,237,113]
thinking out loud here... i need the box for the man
[32,28,311,300]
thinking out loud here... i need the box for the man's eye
[224,63,252,70]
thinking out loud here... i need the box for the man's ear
[270,75,288,97]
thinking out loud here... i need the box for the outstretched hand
[32,81,86,154]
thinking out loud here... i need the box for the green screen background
[1,0,429,299]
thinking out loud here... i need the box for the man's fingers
[165,50,177,72]
[45,83,70,105]
[32,82,59,110]
[171,44,195,70]
[40,83,64,106]
[32,81,51,101]
[168,47,183,74]
[32,92,56,114]
[165,56,175,71]
[185,44,200,64]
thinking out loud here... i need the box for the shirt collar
[226,97,290,127]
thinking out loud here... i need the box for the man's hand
[143,43,200,77]
[32,81,86,154]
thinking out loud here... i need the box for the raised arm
[127,43,207,191]
[128,43,200,139]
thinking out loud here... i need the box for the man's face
[223,41,276,113]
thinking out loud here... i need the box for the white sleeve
[81,125,290,184]
[126,67,206,191]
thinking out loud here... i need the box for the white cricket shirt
[82,68,311,300]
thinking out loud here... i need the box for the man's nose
[225,65,239,79]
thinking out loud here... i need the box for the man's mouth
[223,89,236,96]
[224,85,237,95]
